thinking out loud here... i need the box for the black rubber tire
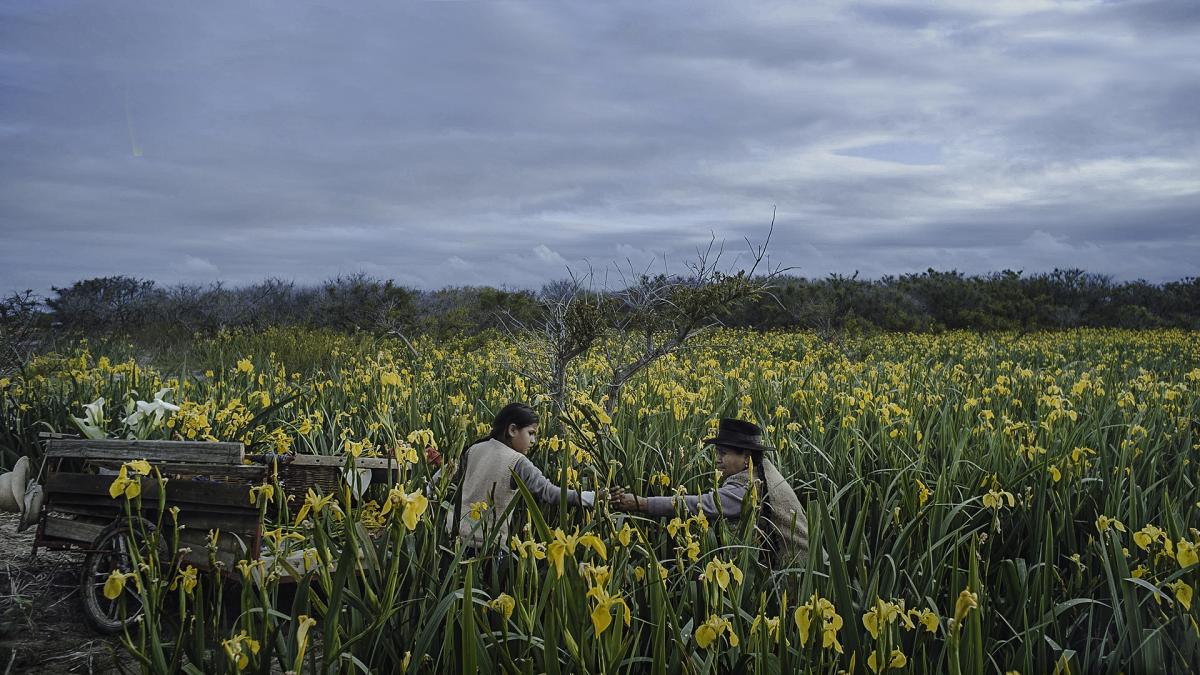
[80,519,160,634]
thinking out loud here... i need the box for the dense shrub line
[2,269,1197,357]
[723,269,1200,332]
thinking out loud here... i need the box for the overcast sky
[1,0,1198,294]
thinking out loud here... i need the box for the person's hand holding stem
[609,486,645,512]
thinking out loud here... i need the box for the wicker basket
[278,463,341,507]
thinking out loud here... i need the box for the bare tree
[539,273,612,410]
[500,214,787,414]
[595,220,786,414]
[376,293,424,360]
[494,268,611,412]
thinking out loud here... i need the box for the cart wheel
[80,519,161,634]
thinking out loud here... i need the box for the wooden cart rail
[44,438,244,464]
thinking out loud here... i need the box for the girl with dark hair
[445,402,596,551]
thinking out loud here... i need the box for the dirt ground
[0,512,128,674]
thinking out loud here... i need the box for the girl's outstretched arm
[511,456,596,507]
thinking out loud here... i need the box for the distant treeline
[4,269,1199,349]
[730,269,1200,332]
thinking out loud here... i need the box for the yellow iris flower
[794,604,813,645]
[1134,524,1166,550]
[694,614,739,649]
[1177,540,1198,569]
[468,501,489,520]
[293,488,343,526]
[915,479,932,507]
[509,536,547,560]
[954,589,979,624]
[703,559,744,591]
[750,614,781,641]
[127,459,151,475]
[910,608,939,633]
[793,594,843,652]
[293,615,317,672]
[862,598,902,639]
[867,648,908,673]
[1169,580,1193,610]
[666,517,687,539]
[107,460,152,500]
[488,593,516,622]
[107,465,140,500]
[222,631,261,671]
[169,565,198,594]
[587,586,630,637]
[249,483,274,506]
[102,570,138,600]
[380,487,429,531]
[546,529,607,578]
[981,489,1015,510]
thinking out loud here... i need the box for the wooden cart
[28,436,399,634]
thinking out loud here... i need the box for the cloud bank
[1,0,1197,294]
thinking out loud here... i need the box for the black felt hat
[703,418,773,452]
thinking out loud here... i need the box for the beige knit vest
[445,438,524,548]
[730,459,809,567]
[760,458,809,568]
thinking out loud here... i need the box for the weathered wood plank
[46,439,244,464]
[84,460,267,481]
[42,508,258,546]
[40,503,122,520]
[176,514,262,534]
[177,523,261,573]
[37,514,259,575]
[286,455,399,470]
[45,473,257,509]
[178,527,254,554]
[46,498,259,524]
[42,515,106,544]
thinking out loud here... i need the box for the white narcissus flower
[142,396,180,423]
[71,397,108,439]
[122,389,180,429]
[123,408,143,426]
[83,397,106,424]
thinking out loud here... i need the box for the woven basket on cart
[271,455,401,508]
[277,461,342,507]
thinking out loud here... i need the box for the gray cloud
[1,0,1198,296]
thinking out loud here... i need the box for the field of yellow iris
[2,327,1197,673]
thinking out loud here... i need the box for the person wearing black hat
[610,418,808,567]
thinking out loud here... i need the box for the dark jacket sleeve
[643,478,748,518]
